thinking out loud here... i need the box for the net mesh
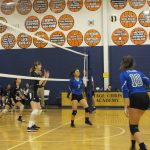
[0,0,89,101]
[0,19,88,82]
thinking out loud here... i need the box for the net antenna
[83,47,89,87]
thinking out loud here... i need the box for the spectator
[115,88,121,92]
[106,85,112,91]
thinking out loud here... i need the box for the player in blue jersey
[67,69,92,128]
[120,55,150,150]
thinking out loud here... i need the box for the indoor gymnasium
[0,0,150,150]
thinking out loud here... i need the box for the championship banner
[61,92,124,107]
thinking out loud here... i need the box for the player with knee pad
[70,110,77,128]
[27,61,49,132]
[84,107,92,125]
[129,125,147,150]
[28,109,40,131]
[68,69,92,128]
[120,56,150,150]
[17,104,25,122]
[0,85,13,118]
[10,79,26,123]
[85,107,92,125]
[130,125,139,135]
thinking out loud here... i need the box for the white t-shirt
[83,76,94,87]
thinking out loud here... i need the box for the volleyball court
[0,4,150,150]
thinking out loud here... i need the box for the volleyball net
[0,0,93,108]
[0,20,88,82]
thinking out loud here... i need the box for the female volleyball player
[0,79,25,122]
[0,84,13,118]
[83,71,96,112]
[11,78,25,122]
[37,70,46,108]
[67,69,92,128]
[27,61,49,132]
[91,76,96,111]
[120,55,150,150]
[1,84,12,108]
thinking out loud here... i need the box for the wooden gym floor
[0,109,150,150]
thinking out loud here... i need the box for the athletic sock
[85,117,89,121]
[131,140,136,148]
[71,120,74,124]
[28,121,35,128]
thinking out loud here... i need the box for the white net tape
[0,73,70,81]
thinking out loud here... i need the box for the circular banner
[111,28,129,46]
[84,29,101,46]
[0,17,7,33]
[67,0,83,12]
[33,31,49,48]
[110,0,127,10]
[33,0,48,14]
[1,0,15,15]
[41,15,57,32]
[17,33,32,49]
[120,11,137,28]
[67,30,83,47]
[85,0,102,11]
[1,33,16,49]
[138,11,150,27]
[148,0,150,6]
[25,16,40,32]
[49,0,66,13]
[50,31,66,46]
[58,14,74,31]
[16,0,32,15]
[130,27,147,45]
[129,0,146,9]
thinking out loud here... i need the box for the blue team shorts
[71,94,84,102]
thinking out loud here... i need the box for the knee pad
[72,110,77,116]
[130,125,139,135]
[38,109,42,115]
[85,107,90,113]
[31,109,39,115]
[20,105,24,111]
[3,109,8,113]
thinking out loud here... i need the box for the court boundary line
[5,124,126,149]
[7,116,84,150]
[25,125,126,143]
